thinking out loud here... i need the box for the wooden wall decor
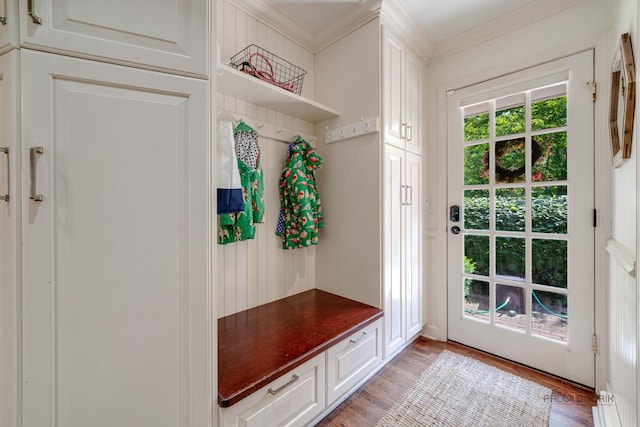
[609,32,636,168]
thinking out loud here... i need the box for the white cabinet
[219,353,326,427]
[0,0,19,53]
[382,28,422,154]
[18,49,210,427]
[383,144,422,358]
[18,0,208,77]
[326,318,382,405]
[0,48,19,427]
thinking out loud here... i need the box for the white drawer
[219,352,326,427]
[326,318,383,405]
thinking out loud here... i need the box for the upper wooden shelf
[217,65,340,123]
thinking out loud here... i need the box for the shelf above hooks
[217,65,340,123]
[325,118,380,144]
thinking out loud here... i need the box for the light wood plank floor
[316,337,597,427]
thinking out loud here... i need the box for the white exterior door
[19,0,208,76]
[447,51,595,386]
[21,50,210,426]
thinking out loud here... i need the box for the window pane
[532,131,567,182]
[495,284,526,332]
[496,188,525,232]
[532,96,567,131]
[464,279,489,323]
[464,190,489,230]
[465,235,489,277]
[496,94,525,137]
[532,239,567,288]
[496,236,525,281]
[532,186,567,234]
[532,290,567,342]
[464,112,490,142]
[495,138,526,183]
[464,143,490,185]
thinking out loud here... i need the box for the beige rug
[376,350,552,427]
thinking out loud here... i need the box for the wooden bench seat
[218,289,383,407]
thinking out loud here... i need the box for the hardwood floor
[316,337,597,427]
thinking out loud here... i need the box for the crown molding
[380,0,434,63]
[430,0,586,62]
[227,0,384,54]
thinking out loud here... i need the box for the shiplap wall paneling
[219,0,315,100]
[216,94,316,317]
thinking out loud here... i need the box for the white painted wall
[216,0,318,317]
[314,19,383,308]
[609,0,640,424]
[423,0,612,390]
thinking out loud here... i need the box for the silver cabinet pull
[0,0,7,25]
[350,330,368,344]
[267,374,299,395]
[29,147,43,202]
[0,147,8,202]
[407,185,413,206]
[401,122,407,140]
[401,184,407,205]
[27,0,42,24]
[406,124,413,142]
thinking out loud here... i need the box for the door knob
[451,226,460,235]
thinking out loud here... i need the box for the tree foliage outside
[462,95,568,308]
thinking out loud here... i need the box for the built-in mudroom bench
[218,289,384,426]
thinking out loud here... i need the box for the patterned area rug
[376,350,552,427]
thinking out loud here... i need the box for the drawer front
[327,319,382,405]
[220,353,326,427]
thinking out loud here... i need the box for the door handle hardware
[401,122,407,139]
[406,124,413,142]
[350,330,368,344]
[267,374,299,395]
[29,146,43,202]
[401,185,407,205]
[407,185,413,205]
[28,0,42,24]
[0,147,8,201]
[451,226,460,235]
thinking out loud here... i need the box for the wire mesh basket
[228,44,306,95]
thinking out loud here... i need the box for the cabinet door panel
[0,49,19,427]
[0,0,19,54]
[383,30,404,148]
[383,144,405,358]
[21,50,209,427]
[405,50,422,155]
[405,152,422,338]
[19,0,207,77]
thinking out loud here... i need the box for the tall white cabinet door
[0,49,19,427]
[21,50,210,427]
[404,50,422,155]
[383,144,405,358]
[404,152,422,338]
[383,29,404,148]
[19,0,208,77]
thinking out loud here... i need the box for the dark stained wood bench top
[218,289,383,407]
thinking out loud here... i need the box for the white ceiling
[269,0,538,44]
[262,0,583,59]
[397,0,535,43]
